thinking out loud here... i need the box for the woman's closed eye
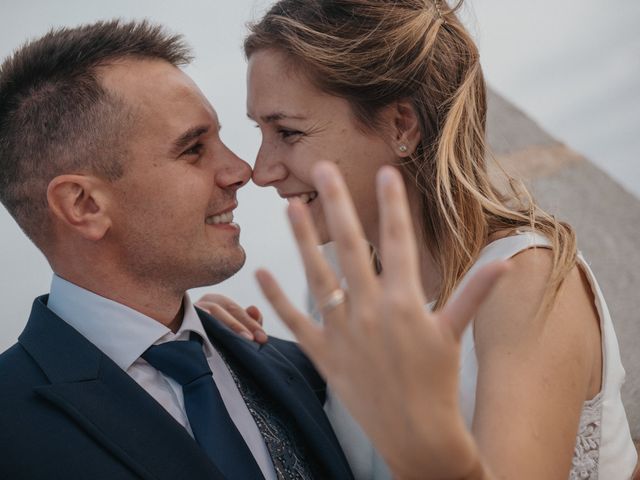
[278,128,304,141]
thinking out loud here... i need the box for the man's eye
[183,143,204,156]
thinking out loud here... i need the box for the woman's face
[247,49,398,245]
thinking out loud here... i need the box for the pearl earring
[399,144,408,153]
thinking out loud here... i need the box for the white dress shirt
[48,274,276,480]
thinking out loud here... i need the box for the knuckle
[386,291,413,315]
[212,294,232,304]
[386,222,403,241]
[228,320,243,331]
[308,271,334,294]
[207,304,228,317]
[205,302,221,312]
[352,305,376,329]
[355,303,375,320]
[334,230,362,253]
[226,303,243,314]
[356,315,378,337]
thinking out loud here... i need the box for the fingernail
[240,331,254,341]
[378,166,395,186]
[255,330,268,343]
[287,203,304,223]
[313,162,332,185]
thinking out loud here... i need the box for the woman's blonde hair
[245,0,576,311]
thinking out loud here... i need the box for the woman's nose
[251,144,288,187]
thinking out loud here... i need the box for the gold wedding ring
[318,288,346,314]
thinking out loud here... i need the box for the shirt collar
[47,274,210,371]
[160,295,217,359]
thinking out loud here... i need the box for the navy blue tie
[142,335,263,478]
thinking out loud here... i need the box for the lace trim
[570,392,603,480]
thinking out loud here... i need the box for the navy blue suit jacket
[0,296,353,479]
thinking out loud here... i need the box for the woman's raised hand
[256,162,506,479]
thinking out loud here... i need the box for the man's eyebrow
[170,125,211,155]
[247,112,307,123]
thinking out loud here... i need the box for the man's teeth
[292,192,318,204]
[206,211,234,225]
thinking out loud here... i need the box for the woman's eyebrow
[247,112,307,123]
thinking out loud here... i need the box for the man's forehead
[98,57,218,130]
[99,58,194,100]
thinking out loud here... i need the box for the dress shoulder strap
[475,231,551,265]
[454,231,551,297]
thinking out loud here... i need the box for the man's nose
[216,147,252,191]
[252,144,288,187]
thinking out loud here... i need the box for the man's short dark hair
[0,19,192,248]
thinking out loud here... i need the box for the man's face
[100,58,251,292]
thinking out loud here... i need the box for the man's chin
[197,247,246,288]
[227,247,247,278]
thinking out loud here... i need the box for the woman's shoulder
[467,232,636,478]
[472,231,602,395]
[474,233,597,341]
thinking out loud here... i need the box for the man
[0,20,352,480]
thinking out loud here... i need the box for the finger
[245,306,269,344]
[194,298,224,319]
[222,301,268,340]
[197,293,228,304]
[255,268,324,358]
[246,305,263,325]
[377,166,423,298]
[438,261,510,340]
[312,162,377,300]
[196,295,268,343]
[201,302,256,341]
[288,199,343,304]
[196,293,243,307]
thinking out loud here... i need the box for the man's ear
[387,99,421,157]
[47,174,112,241]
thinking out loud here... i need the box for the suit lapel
[198,308,354,479]
[20,297,224,480]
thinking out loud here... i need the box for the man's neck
[54,270,186,332]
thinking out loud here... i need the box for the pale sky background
[1,0,639,351]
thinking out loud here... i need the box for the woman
[200,0,637,478]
